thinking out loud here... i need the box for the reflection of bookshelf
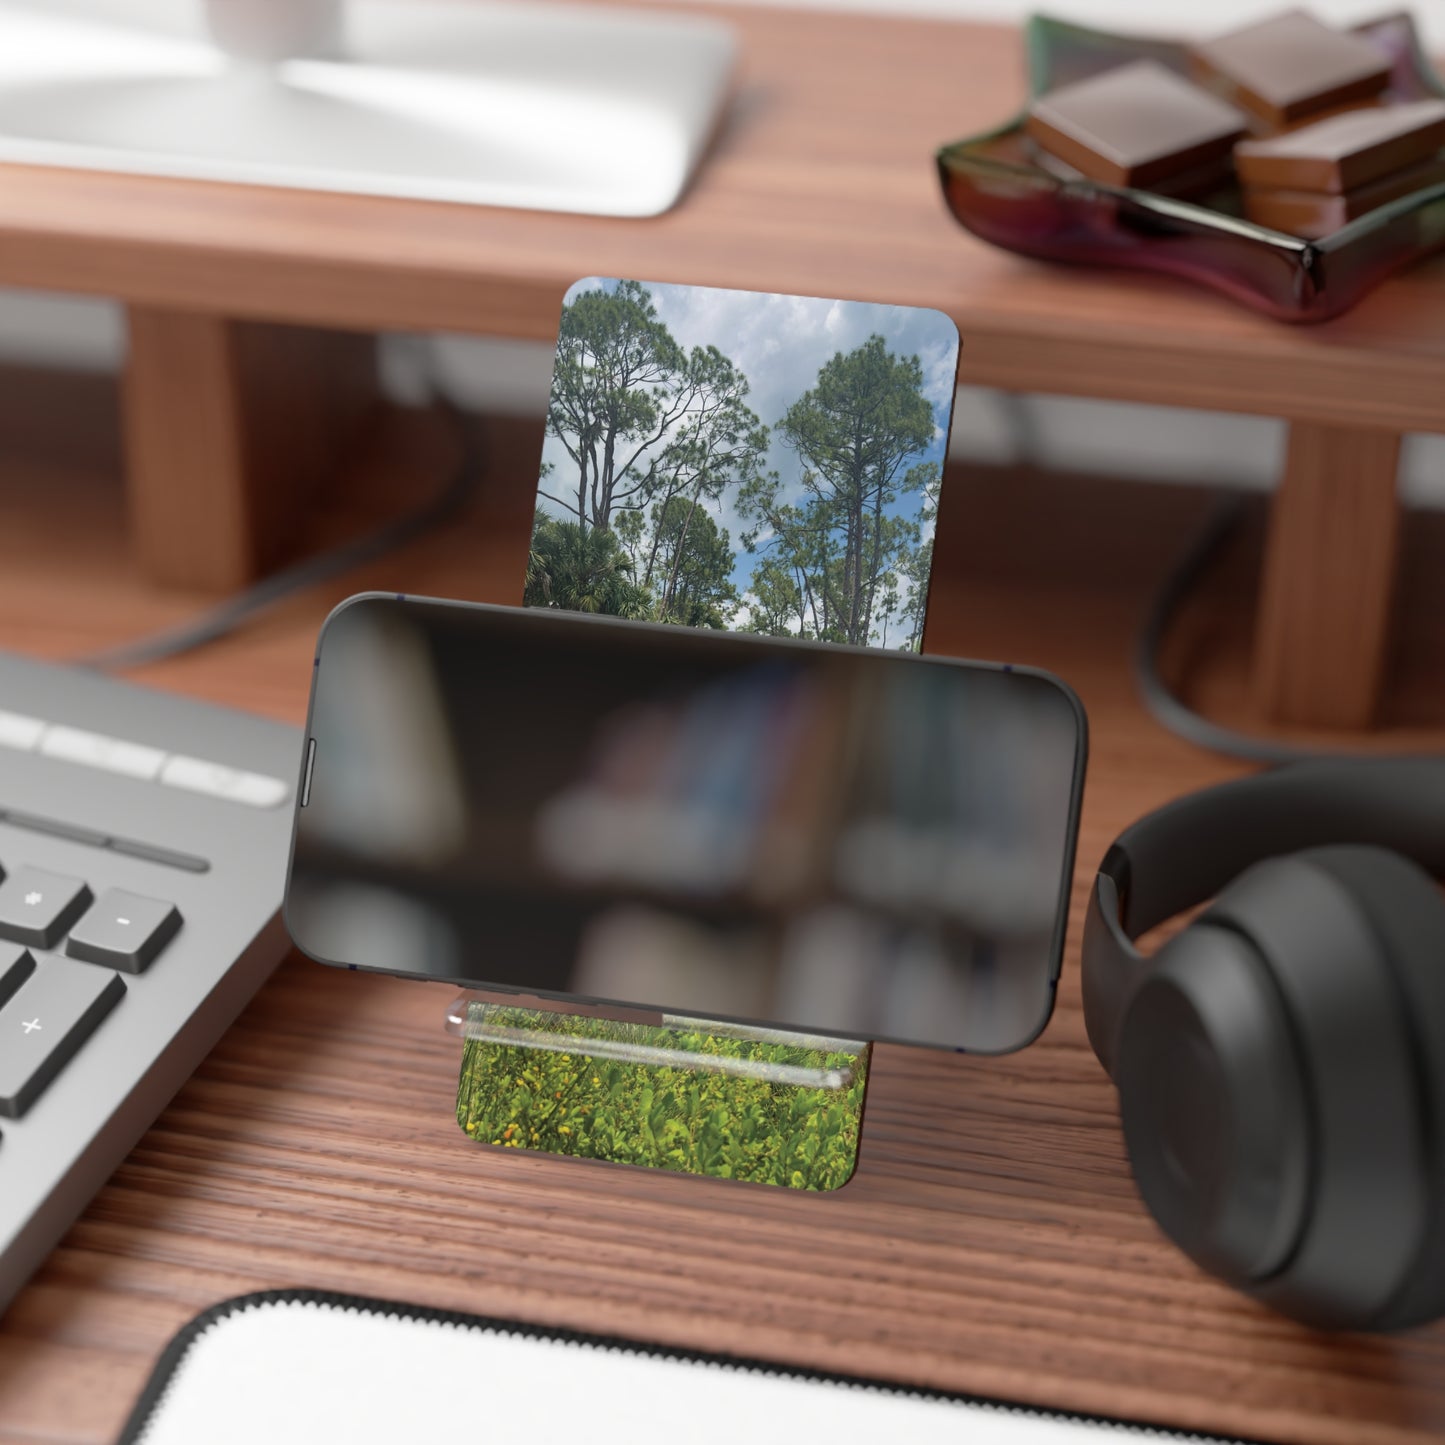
[532,658,1066,941]
[835,664,1067,939]
[534,661,856,906]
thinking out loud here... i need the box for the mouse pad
[117,1289,1265,1444]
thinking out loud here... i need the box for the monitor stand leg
[123,307,377,590]
[1253,420,1402,731]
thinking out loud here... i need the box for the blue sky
[537,278,960,625]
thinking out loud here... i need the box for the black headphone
[1082,758,1445,1332]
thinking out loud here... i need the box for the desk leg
[1253,421,1402,730]
[122,307,377,590]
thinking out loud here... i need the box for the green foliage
[543,283,769,542]
[456,1009,868,1191]
[544,280,684,532]
[621,495,739,629]
[737,553,805,639]
[632,345,769,615]
[740,335,938,648]
[895,461,942,651]
[525,515,653,618]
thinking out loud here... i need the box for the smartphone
[285,595,1086,1054]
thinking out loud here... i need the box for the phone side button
[300,737,316,808]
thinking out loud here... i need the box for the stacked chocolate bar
[1190,11,1391,127]
[1234,99,1445,238]
[1025,59,1247,197]
[1023,8,1445,239]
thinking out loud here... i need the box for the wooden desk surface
[0,372,1443,1445]
[0,2,1442,430]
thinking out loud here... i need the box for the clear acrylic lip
[446,995,862,1091]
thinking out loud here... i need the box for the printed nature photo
[528,279,960,649]
[456,1005,869,1191]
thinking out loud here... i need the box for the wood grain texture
[123,309,377,589]
[0,3,1439,429]
[1254,423,1403,729]
[0,373,1443,1445]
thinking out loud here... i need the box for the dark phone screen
[286,597,1085,1052]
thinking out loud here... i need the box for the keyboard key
[0,867,93,949]
[159,754,289,809]
[0,956,125,1118]
[40,725,166,781]
[0,709,44,751]
[66,889,181,974]
[0,944,36,1011]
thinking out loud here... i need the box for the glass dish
[936,12,1445,323]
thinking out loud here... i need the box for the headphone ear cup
[1296,846,1445,1330]
[1114,918,1311,1288]
[1200,848,1432,1330]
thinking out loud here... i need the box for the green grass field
[456,1007,868,1190]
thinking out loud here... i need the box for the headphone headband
[1083,758,1445,1074]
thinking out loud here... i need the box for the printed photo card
[527,278,960,650]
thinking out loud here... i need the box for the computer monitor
[0,0,736,217]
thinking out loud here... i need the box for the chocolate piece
[1244,152,1445,237]
[1026,60,1248,190]
[1237,100,1445,193]
[1191,11,1391,127]
[1029,137,1236,200]
[1274,95,1387,135]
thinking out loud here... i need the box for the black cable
[81,391,484,671]
[1134,492,1342,766]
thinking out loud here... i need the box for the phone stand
[445,995,871,1192]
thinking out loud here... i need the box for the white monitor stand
[0,0,736,217]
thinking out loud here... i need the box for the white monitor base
[0,1,736,217]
